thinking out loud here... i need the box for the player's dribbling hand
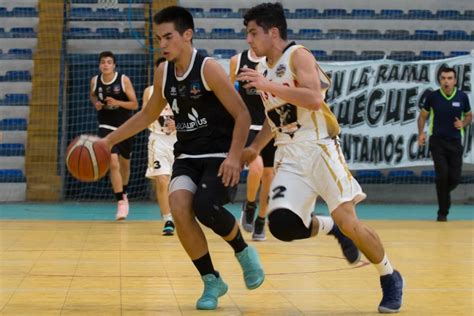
[418,133,426,146]
[218,156,241,187]
[97,136,113,153]
[236,67,268,90]
[95,101,104,111]
[241,147,258,167]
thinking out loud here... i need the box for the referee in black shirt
[418,67,472,221]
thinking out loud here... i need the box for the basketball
[66,135,110,182]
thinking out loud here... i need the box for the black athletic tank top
[163,50,234,156]
[236,50,266,126]
[94,72,132,128]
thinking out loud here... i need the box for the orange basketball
[66,135,110,182]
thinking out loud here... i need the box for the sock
[163,213,173,222]
[123,184,128,195]
[192,252,218,277]
[316,216,334,235]
[226,229,247,253]
[255,216,265,225]
[245,200,257,209]
[115,191,124,201]
[374,254,394,276]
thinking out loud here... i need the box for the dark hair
[243,2,287,40]
[155,57,166,67]
[438,66,457,78]
[98,51,116,64]
[153,6,194,35]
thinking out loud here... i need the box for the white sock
[163,214,173,222]
[375,254,394,276]
[316,216,334,235]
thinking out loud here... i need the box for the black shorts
[98,127,133,159]
[246,130,276,168]
[171,157,237,204]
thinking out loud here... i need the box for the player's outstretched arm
[237,48,323,111]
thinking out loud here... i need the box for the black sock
[115,191,124,201]
[255,216,265,224]
[227,229,247,253]
[192,252,218,277]
[123,184,128,195]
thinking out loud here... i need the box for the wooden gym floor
[0,204,473,315]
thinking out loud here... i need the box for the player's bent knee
[193,196,235,237]
[268,208,312,242]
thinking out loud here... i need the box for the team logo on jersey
[176,107,208,132]
[190,81,202,99]
[178,84,187,97]
[276,64,286,77]
[170,86,177,96]
[113,84,121,94]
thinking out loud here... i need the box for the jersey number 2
[271,186,286,200]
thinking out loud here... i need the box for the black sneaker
[240,201,257,233]
[378,270,404,313]
[252,217,266,241]
[162,220,175,235]
[436,215,447,222]
[328,224,361,265]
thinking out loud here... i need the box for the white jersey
[147,85,176,135]
[257,43,340,144]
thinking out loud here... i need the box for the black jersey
[235,50,266,127]
[163,50,234,157]
[93,72,132,128]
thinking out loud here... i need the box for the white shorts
[145,132,177,178]
[268,138,366,228]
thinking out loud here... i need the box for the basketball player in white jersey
[143,57,177,235]
[90,51,138,220]
[238,3,403,313]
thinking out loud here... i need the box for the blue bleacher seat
[70,7,93,18]
[0,144,25,155]
[7,48,33,58]
[360,50,385,60]
[463,10,474,19]
[0,8,6,16]
[213,49,237,59]
[355,170,385,184]
[420,170,436,183]
[408,9,433,19]
[297,29,323,39]
[11,7,37,17]
[124,27,145,38]
[211,28,237,39]
[208,8,235,18]
[4,94,29,105]
[443,30,469,40]
[240,169,248,183]
[71,0,98,3]
[187,7,204,17]
[0,119,27,130]
[387,170,418,183]
[414,30,438,40]
[294,9,318,18]
[3,71,31,82]
[194,28,208,39]
[419,51,445,60]
[327,29,352,39]
[321,9,347,18]
[461,173,474,184]
[0,169,25,182]
[435,10,461,19]
[450,51,469,57]
[379,9,404,19]
[96,28,121,37]
[311,50,327,60]
[10,27,36,37]
[388,51,417,61]
[330,50,358,61]
[355,29,381,39]
[351,9,375,18]
[384,29,410,40]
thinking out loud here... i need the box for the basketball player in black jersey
[230,49,275,241]
[89,51,138,220]
[100,6,264,310]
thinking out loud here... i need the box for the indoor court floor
[0,203,473,315]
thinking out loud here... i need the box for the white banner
[219,55,474,169]
[320,55,474,169]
